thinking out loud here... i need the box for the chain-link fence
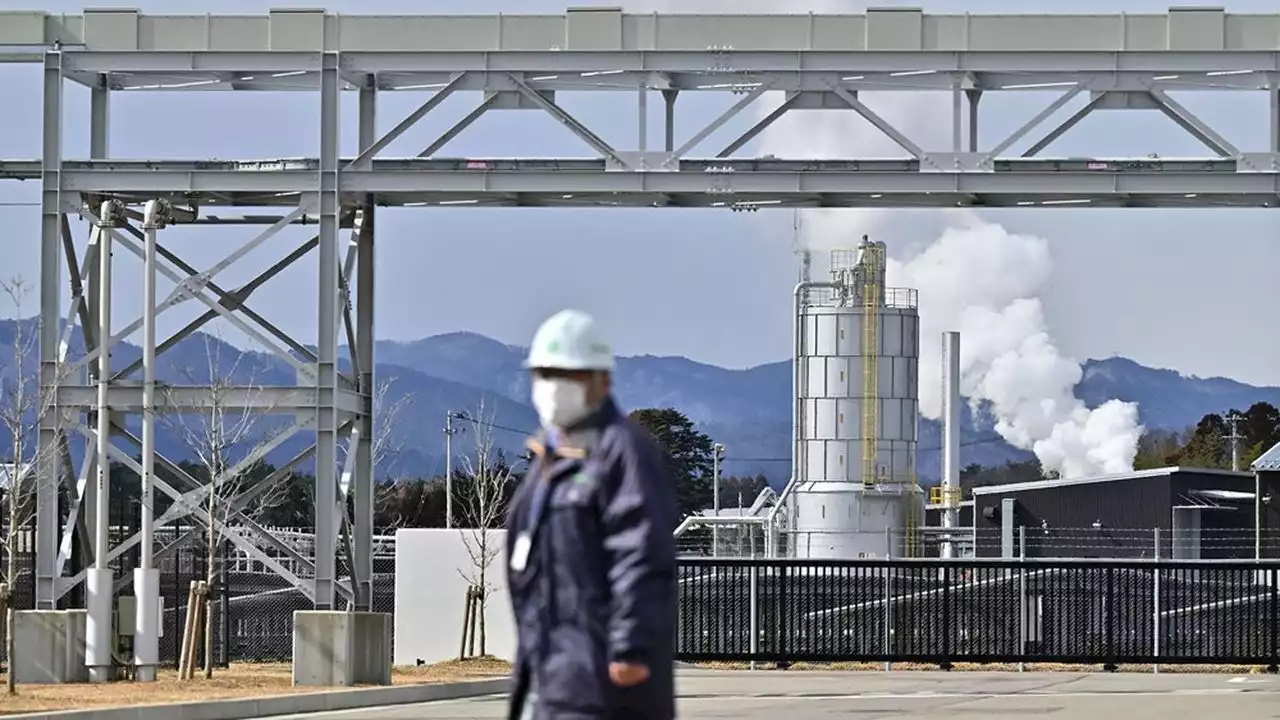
[154,529,397,666]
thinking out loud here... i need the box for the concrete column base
[292,611,392,687]
[12,610,89,683]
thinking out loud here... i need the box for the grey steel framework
[3,6,1280,615]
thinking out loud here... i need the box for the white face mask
[531,377,591,430]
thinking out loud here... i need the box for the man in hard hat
[505,309,679,720]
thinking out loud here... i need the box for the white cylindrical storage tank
[791,252,920,559]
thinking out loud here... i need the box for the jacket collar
[525,396,621,460]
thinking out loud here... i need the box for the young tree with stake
[165,334,286,679]
[0,277,68,694]
[455,403,516,659]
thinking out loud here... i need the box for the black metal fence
[14,543,1280,668]
[676,558,1280,668]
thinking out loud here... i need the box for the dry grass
[0,657,512,716]
[693,660,1273,674]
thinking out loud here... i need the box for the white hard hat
[525,309,614,371]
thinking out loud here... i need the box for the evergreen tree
[629,408,715,518]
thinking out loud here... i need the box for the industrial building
[952,467,1260,559]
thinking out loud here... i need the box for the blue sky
[0,0,1278,388]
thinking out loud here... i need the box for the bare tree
[0,277,69,694]
[455,403,516,659]
[164,333,284,679]
[0,278,65,692]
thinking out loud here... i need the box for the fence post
[941,563,951,669]
[1019,525,1026,673]
[1271,564,1278,672]
[1105,565,1116,671]
[748,562,758,671]
[883,562,891,672]
[1153,527,1160,674]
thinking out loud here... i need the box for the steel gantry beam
[4,4,1280,675]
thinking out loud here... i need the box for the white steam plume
[882,216,1143,478]
[623,0,1143,477]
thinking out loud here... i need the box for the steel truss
[3,6,1280,624]
[10,49,378,617]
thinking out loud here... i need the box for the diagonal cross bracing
[58,216,97,361]
[827,81,926,159]
[716,91,802,158]
[69,424,316,598]
[1147,87,1240,158]
[418,94,498,158]
[506,73,631,168]
[112,235,321,381]
[347,72,466,168]
[986,84,1086,158]
[60,418,358,603]
[669,81,773,161]
[68,210,312,378]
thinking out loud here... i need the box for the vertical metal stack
[788,238,922,559]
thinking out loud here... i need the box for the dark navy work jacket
[505,397,679,720]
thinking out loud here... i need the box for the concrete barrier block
[12,609,88,684]
[292,610,392,687]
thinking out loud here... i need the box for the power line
[443,409,1011,464]
[449,411,532,438]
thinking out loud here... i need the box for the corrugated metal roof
[970,466,1251,496]
[1254,442,1280,472]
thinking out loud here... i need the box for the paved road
[270,670,1280,719]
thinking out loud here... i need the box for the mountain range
[2,320,1278,487]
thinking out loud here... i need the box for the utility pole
[712,444,725,557]
[1227,413,1243,472]
[443,412,465,529]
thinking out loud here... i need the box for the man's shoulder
[599,413,664,459]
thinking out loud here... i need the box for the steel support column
[133,199,164,682]
[1271,80,1280,153]
[34,51,63,611]
[80,72,110,584]
[312,52,341,611]
[87,197,116,684]
[967,90,982,152]
[663,90,677,152]
[354,77,376,612]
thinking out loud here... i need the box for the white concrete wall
[394,528,516,666]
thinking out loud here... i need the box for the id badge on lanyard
[510,534,533,573]
[510,469,556,573]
